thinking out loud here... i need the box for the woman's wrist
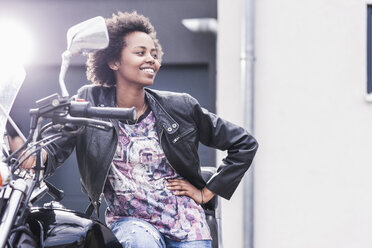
[201,187,215,204]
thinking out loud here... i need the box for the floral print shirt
[103,110,211,241]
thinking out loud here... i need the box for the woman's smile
[139,66,155,75]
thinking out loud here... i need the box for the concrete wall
[254,0,372,247]
[217,1,246,247]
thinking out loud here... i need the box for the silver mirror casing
[66,16,109,55]
[59,16,109,97]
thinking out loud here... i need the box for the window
[367,6,372,94]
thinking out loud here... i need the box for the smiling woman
[42,11,258,248]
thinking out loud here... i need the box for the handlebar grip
[70,101,136,121]
[87,106,136,121]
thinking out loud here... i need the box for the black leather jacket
[45,85,258,211]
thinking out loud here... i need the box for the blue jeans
[109,217,212,248]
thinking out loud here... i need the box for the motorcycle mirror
[66,16,109,55]
[59,16,109,97]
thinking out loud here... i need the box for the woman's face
[111,31,161,87]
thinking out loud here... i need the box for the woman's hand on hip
[166,179,215,204]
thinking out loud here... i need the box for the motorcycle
[0,16,135,248]
[0,16,222,248]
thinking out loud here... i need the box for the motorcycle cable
[36,220,45,248]
[13,133,65,222]
[4,130,34,164]
[36,122,54,141]
[9,225,36,239]
[11,134,62,173]
[4,114,38,164]
[40,122,86,139]
[6,240,13,248]
[9,146,44,245]
[7,135,61,242]
[5,101,67,165]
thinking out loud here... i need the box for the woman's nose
[145,53,155,64]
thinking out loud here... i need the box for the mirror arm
[59,50,72,98]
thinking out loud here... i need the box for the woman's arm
[189,95,258,200]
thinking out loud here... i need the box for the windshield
[0,66,25,160]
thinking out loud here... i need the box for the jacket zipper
[159,128,177,172]
[172,128,195,144]
[98,119,119,205]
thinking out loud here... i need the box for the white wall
[254,0,372,247]
[217,0,246,247]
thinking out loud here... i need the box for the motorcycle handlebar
[69,101,136,121]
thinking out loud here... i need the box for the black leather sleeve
[43,93,83,177]
[42,123,77,178]
[188,95,258,200]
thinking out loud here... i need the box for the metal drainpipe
[242,0,255,247]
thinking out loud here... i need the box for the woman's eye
[136,51,145,55]
[152,54,158,59]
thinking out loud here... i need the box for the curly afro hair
[86,11,163,86]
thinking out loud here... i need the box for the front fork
[0,179,28,248]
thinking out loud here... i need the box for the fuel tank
[28,206,121,248]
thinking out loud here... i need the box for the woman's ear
[108,61,119,71]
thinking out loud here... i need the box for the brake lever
[53,115,113,130]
